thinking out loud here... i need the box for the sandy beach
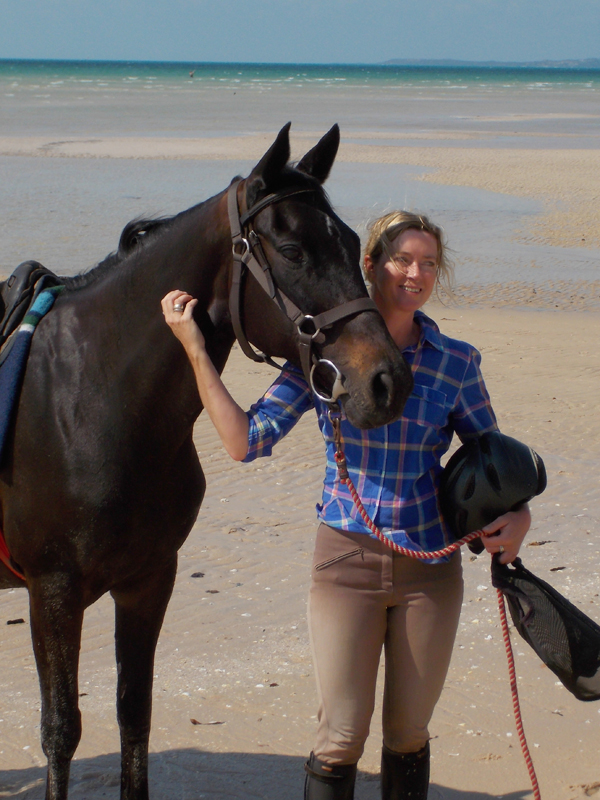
[1,72,600,799]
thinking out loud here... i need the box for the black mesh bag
[491,556,600,702]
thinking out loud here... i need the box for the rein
[227,180,377,399]
[329,408,542,800]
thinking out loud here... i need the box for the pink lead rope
[329,412,541,800]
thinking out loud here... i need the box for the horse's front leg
[111,559,178,800]
[28,574,84,800]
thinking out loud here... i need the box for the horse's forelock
[260,166,332,215]
[282,165,322,192]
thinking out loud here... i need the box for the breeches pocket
[314,547,364,572]
[312,524,379,589]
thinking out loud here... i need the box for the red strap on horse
[0,527,26,582]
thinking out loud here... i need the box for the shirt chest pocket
[402,385,449,430]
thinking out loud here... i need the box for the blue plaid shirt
[243,311,498,562]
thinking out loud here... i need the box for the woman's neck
[380,309,421,350]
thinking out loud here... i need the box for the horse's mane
[60,215,177,291]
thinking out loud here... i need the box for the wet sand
[1,119,600,799]
[1,132,599,304]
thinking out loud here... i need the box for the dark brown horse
[0,124,413,799]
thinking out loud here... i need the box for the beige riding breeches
[308,523,464,765]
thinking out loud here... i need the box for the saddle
[0,260,62,350]
[0,261,64,582]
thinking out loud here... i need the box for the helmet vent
[486,463,501,491]
[480,436,492,455]
[463,474,476,501]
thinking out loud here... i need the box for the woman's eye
[280,246,303,262]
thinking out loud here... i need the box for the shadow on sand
[0,750,533,799]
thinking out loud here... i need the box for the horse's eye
[280,245,304,263]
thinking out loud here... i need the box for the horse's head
[232,123,413,429]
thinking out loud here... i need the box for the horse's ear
[245,122,292,207]
[296,124,340,184]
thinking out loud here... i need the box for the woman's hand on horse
[161,290,249,460]
[161,290,205,351]
[480,503,531,565]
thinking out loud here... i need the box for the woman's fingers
[481,535,515,565]
[480,506,531,564]
[161,290,193,316]
[161,292,204,348]
[182,297,198,317]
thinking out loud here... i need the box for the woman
[162,211,531,800]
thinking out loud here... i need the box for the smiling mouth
[401,286,421,293]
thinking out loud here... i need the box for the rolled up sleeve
[243,364,315,462]
[452,348,498,441]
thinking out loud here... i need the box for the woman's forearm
[187,344,250,461]
[162,290,249,461]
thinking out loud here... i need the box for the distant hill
[382,58,600,69]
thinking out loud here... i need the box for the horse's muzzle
[335,351,414,430]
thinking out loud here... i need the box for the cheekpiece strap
[226,179,378,394]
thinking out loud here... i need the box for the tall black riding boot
[304,752,357,800]
[380,742,430,800]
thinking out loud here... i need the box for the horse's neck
[73,193,236,428]
[127,195,231,318]
[92,193,228,322]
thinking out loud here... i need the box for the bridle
[227,179,377,404]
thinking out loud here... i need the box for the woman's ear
[364,254,374,276]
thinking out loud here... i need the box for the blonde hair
[363,210,454,296]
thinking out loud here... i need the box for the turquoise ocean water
[3,58,600,90]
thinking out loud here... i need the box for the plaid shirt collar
[413,309,445,353]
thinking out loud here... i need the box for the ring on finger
[173,303,185,312]
[498,545,505,554]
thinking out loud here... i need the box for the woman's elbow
[220,418,249,461]
[225,442,249,462]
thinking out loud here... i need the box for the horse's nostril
[373,371,394,407]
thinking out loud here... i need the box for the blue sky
[1,0,599,64]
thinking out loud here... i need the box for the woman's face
[365,229,438,318]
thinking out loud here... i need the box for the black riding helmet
[439,431,547,553]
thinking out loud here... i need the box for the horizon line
[1,56,600,68]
